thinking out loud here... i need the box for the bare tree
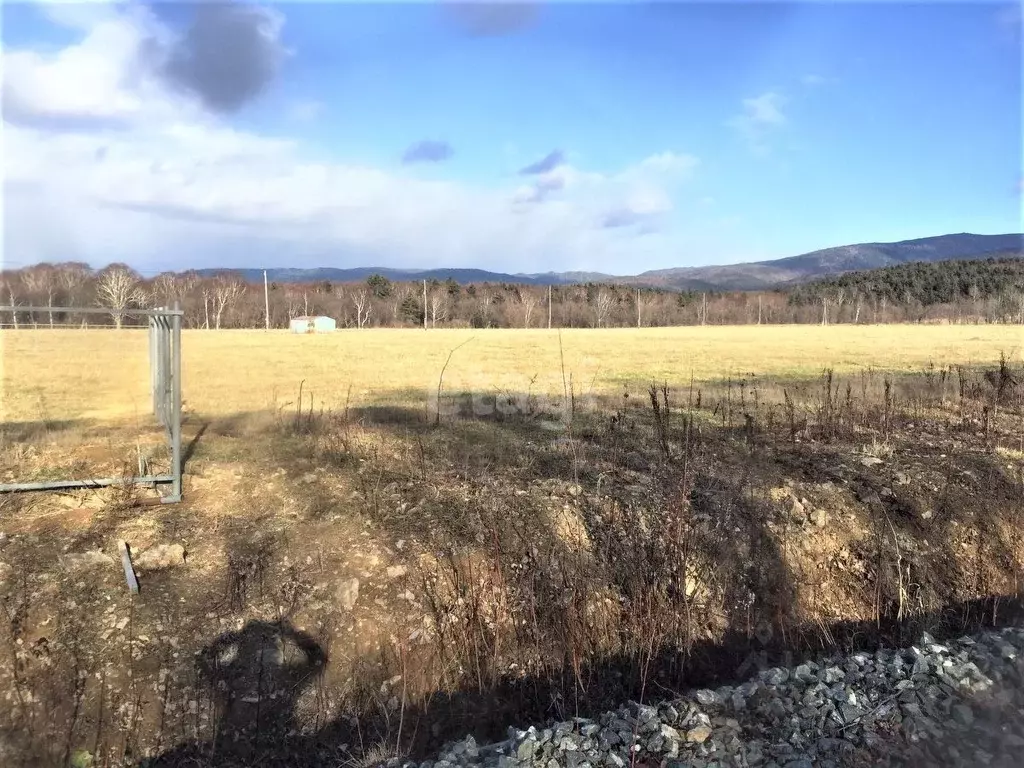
[636,290,655,328]
[352,289,372,329]
[0,275,18,329]
[283,286,304,322]
[594,289,613,328]
[96,265,145,328]
[201,286,213,329]
[430,293,448,328]
[212,277,244,329]
[520,292,537,328]
[56,262,91,307]
[152,272,180,307]
[20,266,59,325]
[390,284,412,324]
[832,288,846,324]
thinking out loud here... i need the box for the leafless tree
[152,272,180,307]
[212,277,244,329]
[832,288,846,323]
[430,293,447,327]
[352,289,372,329]
[96,265,145,328]
[520,292,537,328]
[595,289,613,328]
[201,286,213,329]
[636,290,655,328]
[390,284,412,324]
[178,270,200,294]
[20,267,57,327]
[0,275,18,329]
[56,262,91,307]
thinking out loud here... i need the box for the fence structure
[0,304,184,503]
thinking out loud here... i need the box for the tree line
[1,257,1023,330]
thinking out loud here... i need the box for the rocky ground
[403,627,1024,768]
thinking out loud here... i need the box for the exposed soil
[1,364,1023,767]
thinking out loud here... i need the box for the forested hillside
[788,255,1024,306]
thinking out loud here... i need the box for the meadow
[1,324,1024,767]
[2,324,1022,423]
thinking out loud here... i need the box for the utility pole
[636,288,641,328]
[548,285,552,329]
[263,269,270,330]
[423,280,427,331]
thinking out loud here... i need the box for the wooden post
[263,269,270,330]
[548,285,552,329]
[757,294,762,325]
[118,541,139,594]
[636,288,641,328]
[701,293,707,326]
[423,280,427,331]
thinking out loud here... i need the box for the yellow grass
[1,325,1022,423]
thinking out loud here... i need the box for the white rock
[336,578,360,611]
[133,544,186,570]
[387,565,409,579]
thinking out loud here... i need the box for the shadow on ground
[139,593,1024,768]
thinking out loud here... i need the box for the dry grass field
[2,325,1022,423]
[2,324,1024,767]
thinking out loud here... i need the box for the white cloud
[727,91,787,155]
[742,92,787,126]
[2,2,709,274]
[635,152,701,176]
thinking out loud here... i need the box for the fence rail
[0,306,184,317]
[0,304,183,503]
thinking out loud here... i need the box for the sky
[2,0,1022,277]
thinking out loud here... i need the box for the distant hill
[196,266,612,286]
[624,233,1024,291]
[199,232,1022,290]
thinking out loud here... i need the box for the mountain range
[199,233,1023,291]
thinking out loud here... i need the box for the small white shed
[290,315,337,334]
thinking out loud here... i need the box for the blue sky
[2,1,1021,275]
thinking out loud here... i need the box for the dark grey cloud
[519,150,564,175]
[401,140,454,165]
[443,2,540,37]
[150,2,285,114]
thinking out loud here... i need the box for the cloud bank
[2,1,708,275]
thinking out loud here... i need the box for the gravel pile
[392,627,1024,768]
